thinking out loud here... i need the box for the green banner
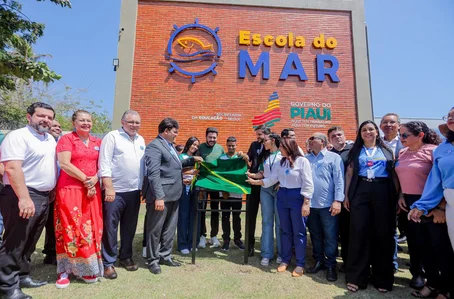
[195,158,251,194]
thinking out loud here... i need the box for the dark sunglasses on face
[400,133,414,139]
[308,136,322,141]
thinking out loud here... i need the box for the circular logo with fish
[165,19,221,84]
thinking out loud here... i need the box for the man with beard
[327,126,352,272]
[42,120,62,266]
[0,102,57,299]
[246,125,270,257]
[197,127,225,248]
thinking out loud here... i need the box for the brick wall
[131,1,358,151]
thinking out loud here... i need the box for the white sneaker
[210,236,221,248]
[198,236,206,248]
[261,258,270,266]
[276,256,282,264]
[142,246,147,258]
[181,249,190,255]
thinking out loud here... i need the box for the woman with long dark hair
[177,137,201,254]
[396,121,453,298]
[246,133,283,266]
[271,139,313,277]
[344,120,398,293]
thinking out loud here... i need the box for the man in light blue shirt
[99,110,146,279]
[305,133,344,282]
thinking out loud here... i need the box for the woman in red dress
[54,110,103,288]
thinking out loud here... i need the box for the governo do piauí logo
[165,19,222,84]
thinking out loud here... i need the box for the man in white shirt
[380,113,403,157]
[379,113,409,281]
[99,110,146,279]
[0,102,57,299]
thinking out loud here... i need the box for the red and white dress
[54,132,103,277]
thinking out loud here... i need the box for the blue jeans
[260,186,281,259]
[307,207,339,268]
[393,229,399,270]
[277,187,308,267]
[177,187,200,251]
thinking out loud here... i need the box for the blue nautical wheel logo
[165,19,222,84]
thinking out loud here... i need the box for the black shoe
[120,258,139,271]
[43,254,57,265]
[233,239,245,250]
[159,258,181,267]
[148,263,161,275]
[221,240,230,251]
[306,261,326,274]
[1,289,32,299]
[19,277,47,288]
[326,267,338,282]
[409,274,425,290]
[248,247,254,257]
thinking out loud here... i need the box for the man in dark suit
[144,118,200,274]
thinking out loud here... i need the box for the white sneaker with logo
[181,249,190,255]
[210,236,221,248]
[198,236,207,248]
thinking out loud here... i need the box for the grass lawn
[25,204,413,298]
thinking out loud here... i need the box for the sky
[22,0,454,120]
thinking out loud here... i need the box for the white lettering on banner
[191,113,242,122]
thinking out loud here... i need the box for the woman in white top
[251,138,314,277]
[246,133,283,266]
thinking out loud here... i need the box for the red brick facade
[131,1,358,150]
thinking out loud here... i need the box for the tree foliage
[0,81,111,133]
[0,0,71,90]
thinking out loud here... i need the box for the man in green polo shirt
[197,127,225,248]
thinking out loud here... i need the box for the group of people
[0,102,453,299]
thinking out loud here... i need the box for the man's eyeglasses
[125,121,141,125]
[400,133,414,139]
[442,115,454,121]
[308,136,322,141]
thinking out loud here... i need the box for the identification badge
[367,169,375,179]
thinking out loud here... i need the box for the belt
[359,176,388,183]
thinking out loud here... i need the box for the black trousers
[42,201,56,257]
[404,194,454,295]
[200,191,219,238]
[221,198,242,242]
[246,185,261,251]
[0,186,49,293]
[339,205,350,264]
[102,190,141,267]
[346,179,395,290]
[146,200,179,266]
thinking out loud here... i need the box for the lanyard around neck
[268,151,279,172]
[363,146,377,157]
